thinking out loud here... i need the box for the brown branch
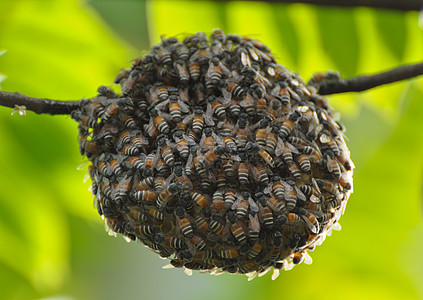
[0,91,80,115]
[315,62,423,95]
[214,0,423,11]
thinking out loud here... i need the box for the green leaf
[374,9,407,61]
[315,6,360,78]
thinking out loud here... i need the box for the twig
[214,0,423,11]
[0,91,80,115]
[316,62,423,95]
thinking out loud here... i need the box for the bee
[270,176,285,200]
[224,186,237,208]
[149,207,164,221]
[307,122,324,141]
[259,205,274,228]
[195,215,210,233]
[123,115,137,128]
[303,145,322,163]
[129,207,147,223]
[327,197,341,211]
[209,218,225,237]
[263,127,279,153]
[175,60,190,86]
[302,212,320,234]
[158,137,175,167]
[191,235,207,251]
[154,177,166,191]
[97,124,119,148]
[240,94,255,116]
[267,195,285,214]
[71,110,98,128]
[122,145,140,156]
[253,165,269,186]
[221,157,235,178]
[152,45,172,65]
[316,179,336,193]
[99,103,119,121]
[255,128,267,147]
[248,214,260,240]
[200,127,217,150]
[231,221,247,244]
[79,137,98,156]
[98,161,110,176]
[128,155,145,170]
[288,161,302,180]
[113,177,132,203]
[156,183,178,209]
[212,190,225,212]
[136,176,154,191]
[211,28,226,43]
[215,168,226,190]
[256,97,267,116]
[235,199,249,219]
[208,95,226,119]
[133,189,156,203]
[150,108,170,134]
[188,61,201,81]
[220,119,235,137]
[297,154,311,172]
[218,248,239,259]
[164,236,186,249]
[284,183,297,211]
[226,82,245,99]
[178,218,194,238]
[207,56,224,85]
[168,97,189,123]
[249,241,263,258]
[100,181,112,200]
[135,225,155,236]
[199,147,224,169]
[279,120,294,139]
[286,212,301,226]
[259,149,274,167]
[172,130,190,159]
[175,42,189,60]
[327,154,341,178]
[191,191,209,208]
[238,162,249,185]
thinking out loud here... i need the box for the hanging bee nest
[72,29,354,280]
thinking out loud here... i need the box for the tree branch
[215,0,423,11]
[0,91,80,115]
[315,62,423,95]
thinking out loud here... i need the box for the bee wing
[221,87,232,101]
[294,186,306,201]
[219,61,231,76]
[184,134,196,146]
[205,106,215,126]
[302,215,320,234]
[182,114,194,124]
[155,99,169,111]
[311,178,321,194]
[275,138,284,156]
[178,100,190,113]
[248,198,259,214]
[231,154,241,162]
[199,132,206,145]
[286,142,299,154]
[249,214,260,231]
[179,87,190,103]
[326,155,334,172]
[281,180,293,192]
[231,198,240,211]
[263,183,272,194]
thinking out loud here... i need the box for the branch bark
[215,0,423,11]
[0,91,80,115]
[316,62,423,95]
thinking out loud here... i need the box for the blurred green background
[0,0,422,299]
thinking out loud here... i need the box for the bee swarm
[72,30,354,280]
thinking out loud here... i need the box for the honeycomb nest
[72,30,354,280]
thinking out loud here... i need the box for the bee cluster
[72,29,353,280]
